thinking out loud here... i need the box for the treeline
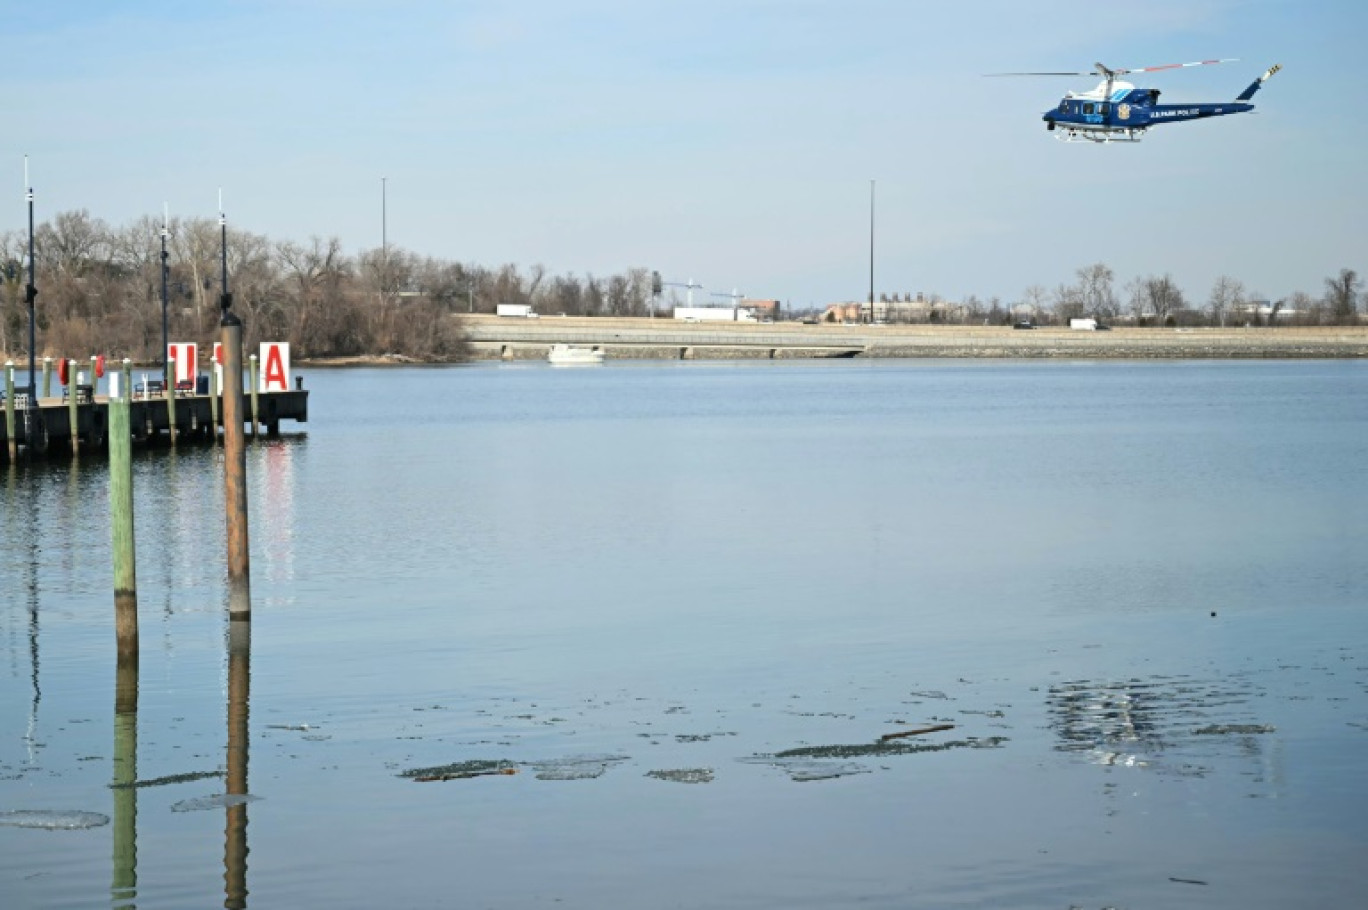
[0,210,656,363]
[873,263,1363,327]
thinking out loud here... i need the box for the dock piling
[4,362,16,462]
[67,359,79,456]
[210,367,220,443]
[221,318,251,617]
[109,381,138,657]
[166,356,177,446]
[248,354,259,439]
[42,357,51,398]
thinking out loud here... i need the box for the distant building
[821,298,962,323]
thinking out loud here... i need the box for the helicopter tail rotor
[1235,63,1282,102]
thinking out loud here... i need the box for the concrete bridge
[459,316,1368,361]
[460,316,867,360]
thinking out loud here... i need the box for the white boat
[547,344,605,365]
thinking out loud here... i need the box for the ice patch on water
[528,754,630,781]
[0,809,110,830]
[646,768,714,784]
[170,794,260,813]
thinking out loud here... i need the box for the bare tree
[1207,275,1245,327]
[1052,282,1085,322]
[1076,263,1118,317]
[1325,268,1360,323]
[1132,274,1186,326]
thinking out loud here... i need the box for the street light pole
[381,176,387,303]
[24,158,38,411]
[867,179,875,325]
[161,206,170,389]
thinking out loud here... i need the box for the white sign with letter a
[259,342,290,392]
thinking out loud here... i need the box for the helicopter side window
[1099,103,1110,115]
[1059,100,1068,113]
[1083,103,1094,115]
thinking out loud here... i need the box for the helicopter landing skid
[1055,127,1147,144]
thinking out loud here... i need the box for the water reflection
[111,654,138,907]
[3,463,44,767]
[225,619,251,909]
[1046,676,1280,783]
[253,438,298,588]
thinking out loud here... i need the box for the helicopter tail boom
[1235,64,1282,102]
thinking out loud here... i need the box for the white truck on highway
[496,303,538,318]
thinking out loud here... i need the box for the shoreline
[8,324,1366,371]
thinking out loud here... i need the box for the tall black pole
[867,179,875,325]
[25,161,38,410]
[381,176,387,302]
[160,210,170,390]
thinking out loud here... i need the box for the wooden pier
[1,386,308,459]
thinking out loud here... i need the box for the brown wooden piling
[221,319,251,617]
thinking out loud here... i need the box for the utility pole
[867,179,875,325]
[24,158,39,449]
[161,205,170,390]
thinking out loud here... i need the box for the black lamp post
[25,161,39,426]
[161,209,170,389]
[867,179,875,325]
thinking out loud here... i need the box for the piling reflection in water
[111,653,138,907]
[3,463,44,767]
[1046,676,1281,783]
[224,619,251,909]
[254,439,298,587]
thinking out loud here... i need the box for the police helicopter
[991,59,1281,143]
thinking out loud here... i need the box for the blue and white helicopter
[994,59,1281,143]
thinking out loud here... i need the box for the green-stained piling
[248,354,259,439]
[4,362,15,463]
[210,366,220,443]
[41,356,51,398]
[109,377,138,656]
[67,359,79,456]
[166,357,177,446]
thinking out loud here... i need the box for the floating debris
[266,724,316,732]
[878,723,956,742]
[0,809,110,830]
[772,736,1008,761]
[400,759,517,782]
[740,757,872,782]
[110,769,224,790]
[647,768,714,784]
[527,755,630,781]
[1192,724,1275,736]
[170,794,259,813]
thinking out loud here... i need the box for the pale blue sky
[3,0,1361,307]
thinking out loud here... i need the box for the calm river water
[2,359,1366,909]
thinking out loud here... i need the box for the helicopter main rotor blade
[985,71,1094,77]
[1111,58,1238,75]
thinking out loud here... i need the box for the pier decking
[2,388,308,459]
